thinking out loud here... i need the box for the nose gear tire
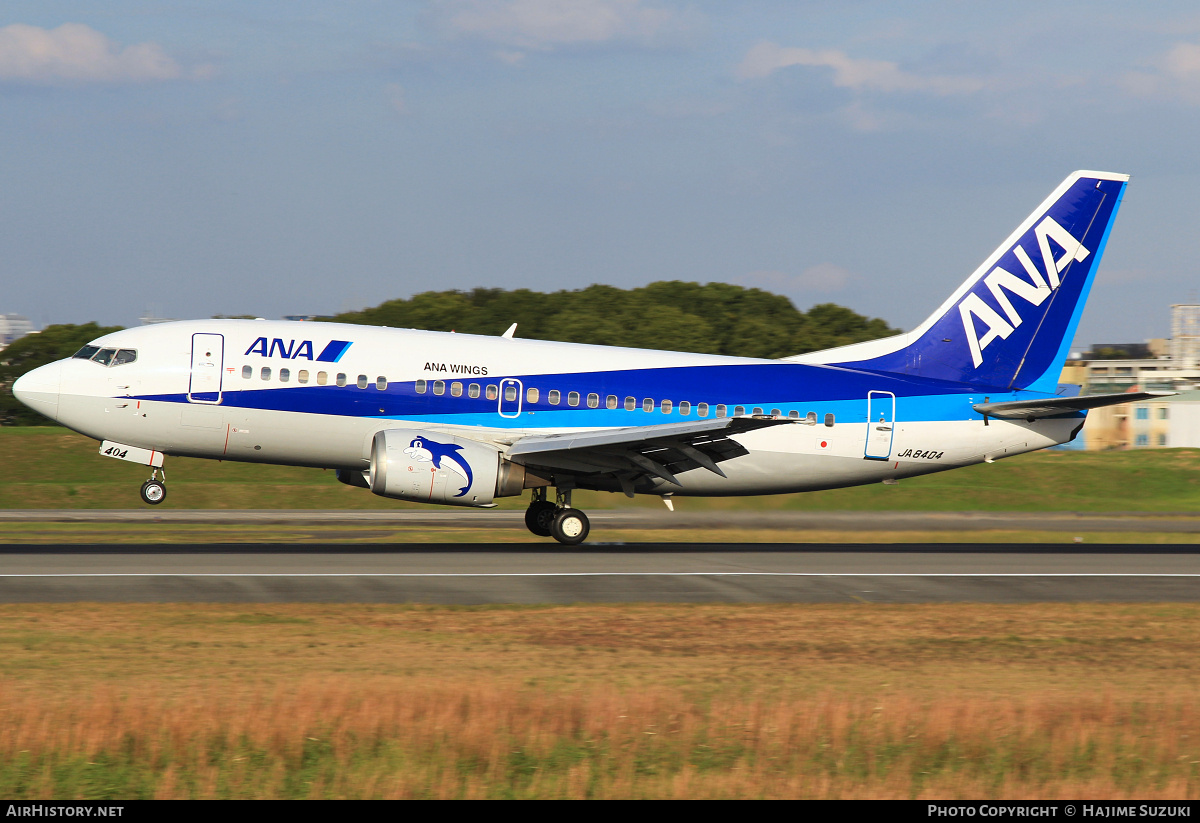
[140,479,167,505]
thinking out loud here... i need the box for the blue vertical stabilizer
[791,171,1129,393]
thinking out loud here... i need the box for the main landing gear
[139,468,167,505]
[524,487,590,546]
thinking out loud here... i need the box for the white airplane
[14,170,1163,544]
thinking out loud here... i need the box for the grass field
[4,427,1200,512]
[2,602,1199,800]
[5,430,1200,799]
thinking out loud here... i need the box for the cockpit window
[74,346,137,366]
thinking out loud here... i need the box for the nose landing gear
[524,487,590,545]
[139,468,167,505]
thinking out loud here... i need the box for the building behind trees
[0,314,33,351]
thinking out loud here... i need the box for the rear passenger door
[864,390,895,460]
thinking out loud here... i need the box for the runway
[2,543,1199,603]
[6,509,1200,533]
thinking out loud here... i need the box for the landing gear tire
[525,501,557,537]
[140,479,167,505]
[550,508,589,546]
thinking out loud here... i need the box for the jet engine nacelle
[369,429,529,507]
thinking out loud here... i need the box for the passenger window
[548,390,560,405]
[697,403,709,417]
[377,377,387,391]
[261,367,272,381]
[113,349,137,366]
[606,395,618,409]
[643,398,654,412]
[504,384,517,401]
[806,411,817,425]
[317,371,328,385]
[716,404,727,418]
[242,365,252,379]
[299,370,309,384]
[788,410,799,419]
[625,396,636,411]
[357,374,368,389]
[587,393,599,408]
[824,413,835,427]
[93,349,116,366]
[336,373,347,387]
[73,346,100,360]
[416,379,427,394]
[771,408,780,417]
[527,387,539,403]
[486,385,498,401]
[568,391,580,407]
[680,401,691,416]
[451,382,462,397]
[280,368,291,383]
[661,399,673,414]
[753,407,763,416]
[734,406,745,416]
[433,380,445,395]
[469,383,481,399]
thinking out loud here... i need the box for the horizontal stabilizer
[973,391,1175,420]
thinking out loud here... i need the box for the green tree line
[2,283,899,425]
[335,281,899,359]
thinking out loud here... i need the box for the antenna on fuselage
[501,323,518,339]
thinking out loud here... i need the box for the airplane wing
[506,416,794,491]
[972,391,1175,420]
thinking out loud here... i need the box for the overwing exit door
[864,390,895,460]
[498,378,523,418]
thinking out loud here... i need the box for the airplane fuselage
[23,319,1077,497]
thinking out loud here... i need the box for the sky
[3,1,1200,350]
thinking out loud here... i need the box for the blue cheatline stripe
[135,362,1073,425]
[316,340,352,362]
[135,380,1078,429]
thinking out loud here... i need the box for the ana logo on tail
[403,437,473,497]
[959,216,1090,368]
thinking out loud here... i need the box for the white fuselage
[14,319,1080,499]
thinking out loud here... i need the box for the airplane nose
[12,361,62,422]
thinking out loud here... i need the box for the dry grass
[3,681,1198,799]
[1,603,1199,798]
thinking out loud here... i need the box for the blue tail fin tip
[802,171,1129,391]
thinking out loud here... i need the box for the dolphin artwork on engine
[403,436,474,497]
